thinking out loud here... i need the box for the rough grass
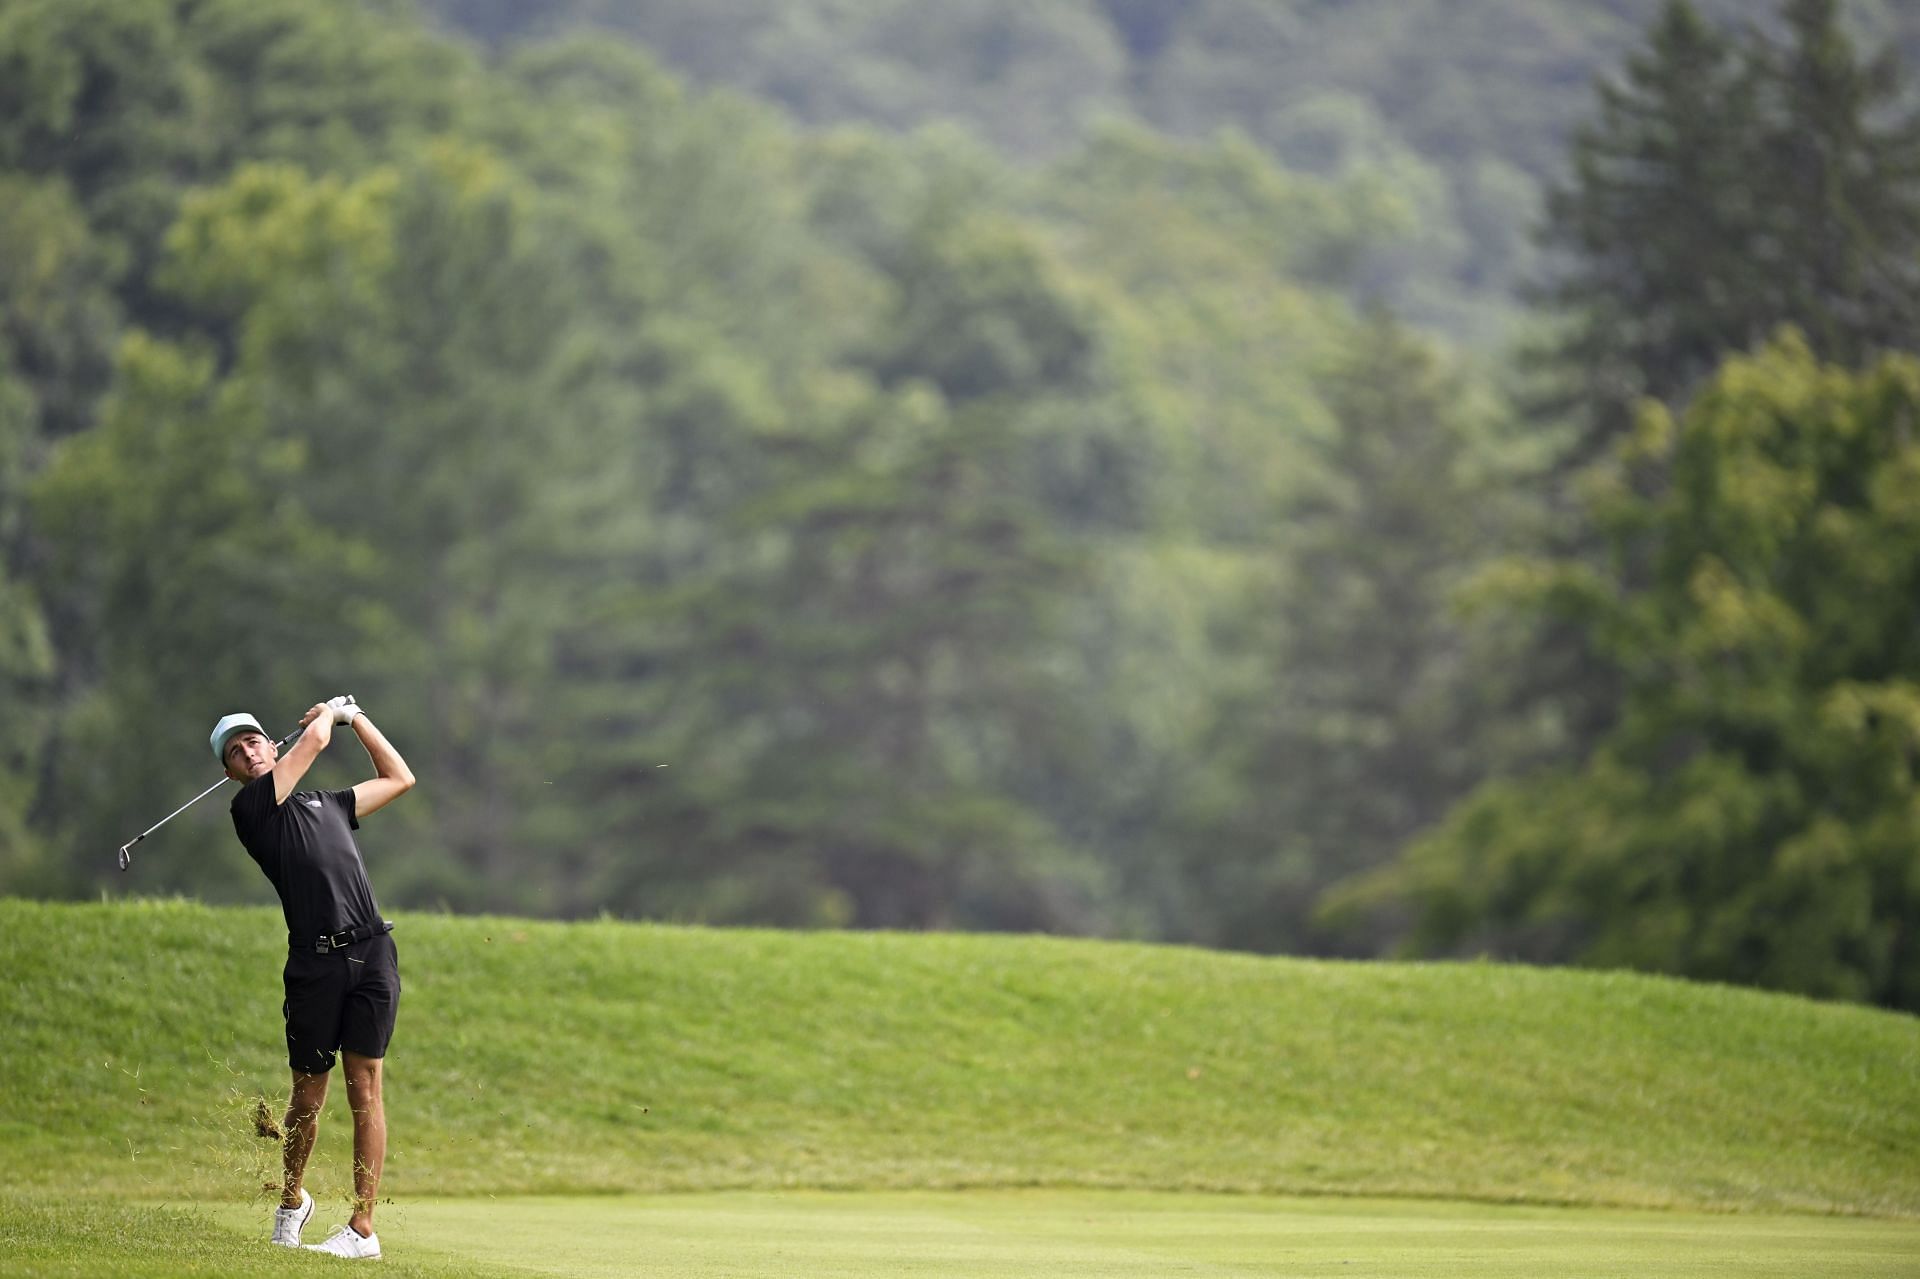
[2,897,1916,1217]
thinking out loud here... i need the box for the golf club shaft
[117,726,301,871]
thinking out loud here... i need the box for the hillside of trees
[1,0,1916,1010]
[417,0,1920,345]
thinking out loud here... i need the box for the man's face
[224,731,277,782]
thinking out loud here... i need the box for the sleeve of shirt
[331,788,360,831]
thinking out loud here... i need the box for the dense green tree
[0,174,122,888]
[564,171,1118,930]
[448,0,1131,158]
[0,5,492,892]
[11,16,825,908]
[28,140,647,902]
[588,385,1104,930]
[1358,336,1920,1010]
[30,329,360,894]
[1531,1,1764,463]
[0,0,475,323]
[185,0,477,174]
[1170,317,1529,953]
[150,150,646,908]
[0,0,210,264]
[0,365,51,883]
[1747,0,1920,365]
[1500,0,1920,840]
[0,175,123,439]
[488,37,864,384]
[1534,0,1920,465]
[1031,123,1362,541]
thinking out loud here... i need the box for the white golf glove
[327,694,364,726]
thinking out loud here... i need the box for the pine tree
[1533,0,1763,466]
[1184,315,1524,954]
[1534,0,1920,466]
[1748,0,1920,365]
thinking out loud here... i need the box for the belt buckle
[315,930,353,954]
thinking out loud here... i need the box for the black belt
[295,920,394,954]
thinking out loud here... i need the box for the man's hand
[327,694,364,726]
[298,702,335,736]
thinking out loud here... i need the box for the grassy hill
[2,897,1915,1217]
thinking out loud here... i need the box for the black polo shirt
[230,772,384,944]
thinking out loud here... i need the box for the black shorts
[282,932,401,1075]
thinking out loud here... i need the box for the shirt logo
[304,798,323,809]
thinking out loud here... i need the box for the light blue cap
[210,712,267,762]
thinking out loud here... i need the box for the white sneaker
[305,1223,382,1260]
[269,1188,313,1247]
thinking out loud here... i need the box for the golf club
[117,724,302,871]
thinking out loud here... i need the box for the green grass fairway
[287,1191,1920,1279]
[5,1191,1918,1278]
[4,898,1919,1278]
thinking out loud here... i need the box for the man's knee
[341,1053,383,1096]
[287,1071,329,1126]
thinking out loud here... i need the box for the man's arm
[349,714,416,817]
[271,704,336,806]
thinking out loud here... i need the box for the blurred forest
[422,0,1920,344]
[1,0,1917,1010]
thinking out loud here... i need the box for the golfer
[211,695,415,1261]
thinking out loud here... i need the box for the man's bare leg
[342,1052,386,1236]
[283,1070,329,1208]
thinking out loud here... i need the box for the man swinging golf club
[212,694,415,1260]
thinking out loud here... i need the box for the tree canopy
[2,0,1916,1013]
[1351,336,1920,1008]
